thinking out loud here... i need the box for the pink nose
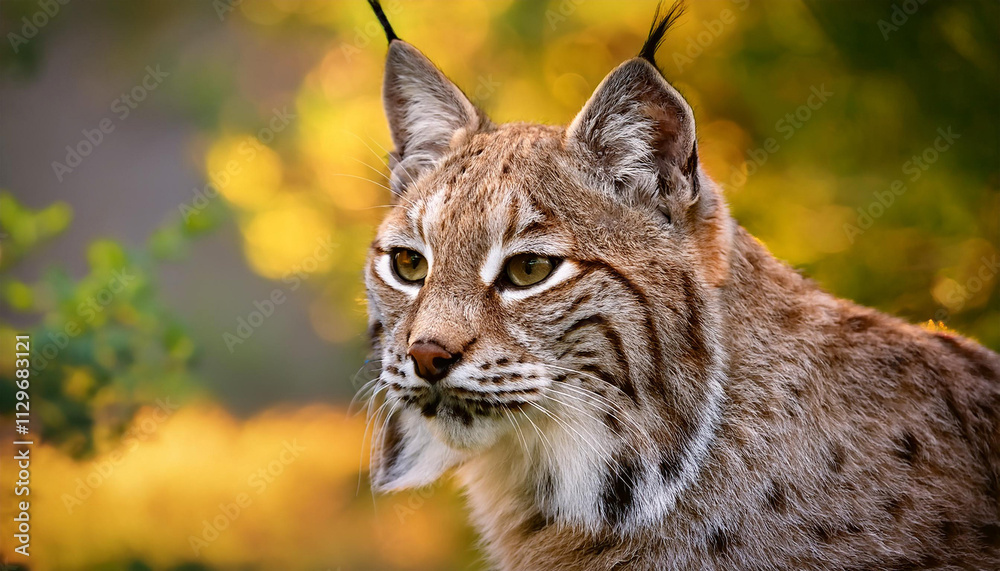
[408,341,458,383]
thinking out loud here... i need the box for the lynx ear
[382,41,489,194]
[567,57,700,221]
[372,408,465,491]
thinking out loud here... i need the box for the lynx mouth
[390,383,535,425]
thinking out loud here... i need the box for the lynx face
[368,120,708,470]
[364,13,731,528]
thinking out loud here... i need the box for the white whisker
[331,172,393,193]
[350,156,390,181]
[540,363,649,437]
[527,400,635,495]
[544,385,646,461]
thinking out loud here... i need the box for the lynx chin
[358,1,1000,569]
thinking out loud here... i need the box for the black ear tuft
[367,0,399,43]
[638,1,686,69]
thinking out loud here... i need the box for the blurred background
[0,0,996,569]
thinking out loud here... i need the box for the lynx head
[364,1,731,530]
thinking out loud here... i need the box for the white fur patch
[480,243,506,284]
[540,404,613,529]
[374,406,466,491]
[420,189,447,244]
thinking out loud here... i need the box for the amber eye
[391,249,428,283]
[504,254,556,287]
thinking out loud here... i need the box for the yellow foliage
[206,136,283,210]
[0,404,470,570]
[241,195,336,279]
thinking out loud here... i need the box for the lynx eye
[391,248,428,283]
[504,254,556,287]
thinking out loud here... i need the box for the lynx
[360,1,1000,569]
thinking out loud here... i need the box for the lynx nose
[408,341,458,383]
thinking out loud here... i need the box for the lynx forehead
[360,1,999,569]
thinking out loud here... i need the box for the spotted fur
[360,2,1000,569]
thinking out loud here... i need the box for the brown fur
[360,4,1000,569]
